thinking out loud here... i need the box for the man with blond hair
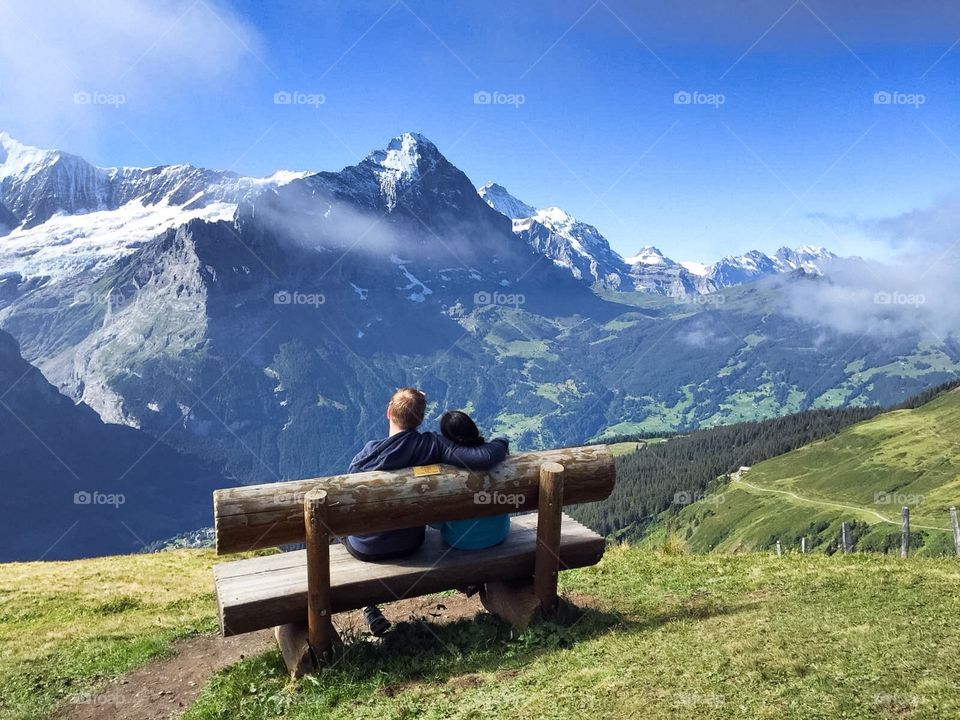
[344,387,508,635]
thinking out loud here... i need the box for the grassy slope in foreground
[659,387,960,554]
[2,547,960,719]
[0,550,218,720]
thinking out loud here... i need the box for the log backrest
[214,445,615,554]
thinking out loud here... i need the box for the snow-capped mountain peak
[477,181,536,220]
[0,132,68,182]
[0,131,317,275]
[625,246,674,267]
[773,245,837,273]
[380,132,437,175]
[364,132,443,210]
[534,206,574,224]
[476,168,845,296]
[477,182,629,289]
[678,260,710,277]
[2,131,846,303]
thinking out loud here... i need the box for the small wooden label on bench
[413,465,442,477]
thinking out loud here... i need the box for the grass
[0,549,220,720]
[607,441,644,457]
[493,411,546,439]
[656,388,960,554]
[184,546,960,720]
[816,341,959,408]
[2,545,959,719]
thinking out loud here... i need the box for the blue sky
[1,0,959,262]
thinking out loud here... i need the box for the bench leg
[480,578,539,630]
[304,488,336,665]
[275,622,315,678]
[534,462,565,614]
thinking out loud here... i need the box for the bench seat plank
[215,513,604,636]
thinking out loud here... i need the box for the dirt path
[732,478,950,531]
[51,630,275,720]
[52,593,486,720]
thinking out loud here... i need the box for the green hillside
[653,387,960,554]
[3,547,960,720]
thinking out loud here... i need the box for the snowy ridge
[478,181,536,220]
[679,261,709,277]
[0,132,311,281]
[1,130,840,301]
[624,246,674,267]
[479,183,629,289]
[0,131,58,180]
[478,179,839,295]
[0,131,308,232]
[0,198,238,281]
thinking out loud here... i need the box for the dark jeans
[342,526,426,562]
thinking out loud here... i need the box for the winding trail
[731,478,950,532]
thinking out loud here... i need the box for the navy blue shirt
[345,429,509,558]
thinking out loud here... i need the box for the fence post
[841,522,852,554]
[901,506,910,559]
[534,462,565,614]
[775,540,782,557]
[950,507,960,558]
[801,537,807,554]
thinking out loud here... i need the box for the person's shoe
[363,606,391,637]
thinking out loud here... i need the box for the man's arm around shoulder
[431,435,509,471]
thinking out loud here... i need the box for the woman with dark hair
[432,410,511,549]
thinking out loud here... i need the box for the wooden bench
[212,445,615,674]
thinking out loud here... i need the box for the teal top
[431,515,511,550]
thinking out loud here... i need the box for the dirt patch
[51,630,275,720]
[337,591,484,636]
[379,681,425,698]
[446,674,484,691]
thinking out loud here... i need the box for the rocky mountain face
[622,246,712,296]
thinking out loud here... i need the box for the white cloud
[0,0,263,145]
[676,318,720,348]
[784,197,960,341]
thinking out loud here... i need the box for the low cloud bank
[784,196,960,343]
